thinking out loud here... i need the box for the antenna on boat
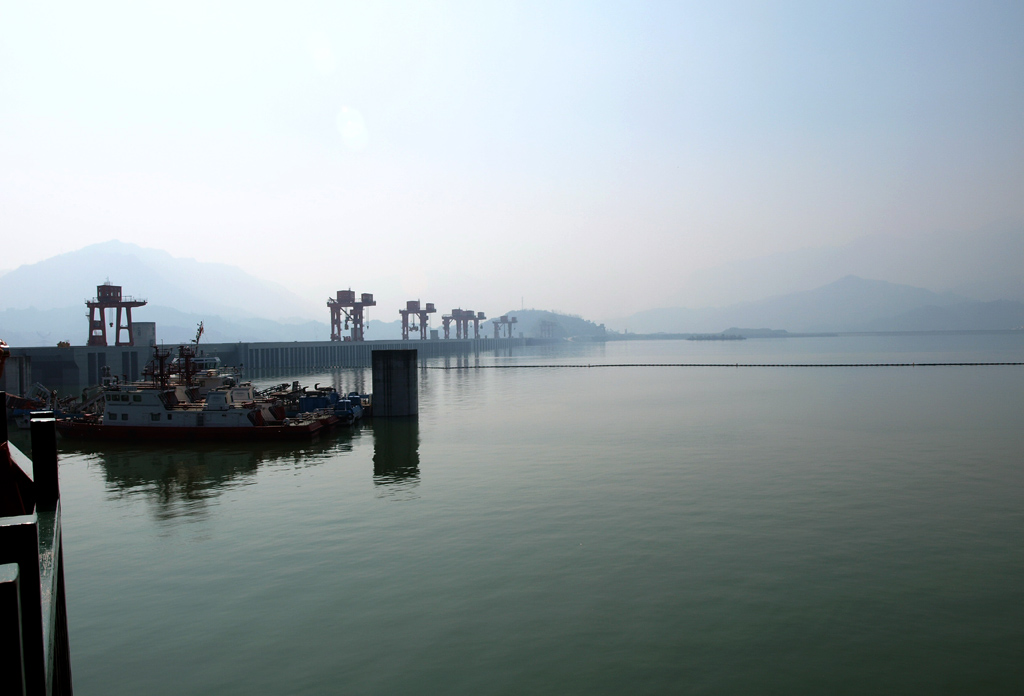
[144,344,173,392]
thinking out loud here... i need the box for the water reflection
[329,367,369,396]
[492,343,516,360]
[439,353,481,370]
[370,418,420,499]
[61,432,362,521]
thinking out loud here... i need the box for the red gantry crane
[86,282,147,346]
[441,309,486,339]
[469,310,487,339]
[492,314,517,339]
[399,301,437,340]
[328,290,376,341]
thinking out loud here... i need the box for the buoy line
[425,362,1024,369]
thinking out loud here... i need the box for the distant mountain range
[0,241,611,345]
[673,223,1024,307]
[502,309,606,339]
[611,276,1024,334]
[1,240,1022,346]
[0,240,328,346]
[0,304,334,347]
[0,240,323,319]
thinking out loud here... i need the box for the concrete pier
[371,350,418,417]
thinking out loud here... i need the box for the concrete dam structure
[0,279,525,399]
[2,336,519,398]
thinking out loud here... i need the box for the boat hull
[55,420,324,440]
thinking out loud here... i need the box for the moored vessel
[54,331,340,440]
[55,380,329,440]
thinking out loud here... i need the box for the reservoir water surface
[47,334,1024,695]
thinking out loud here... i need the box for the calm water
[48,334,1024,694]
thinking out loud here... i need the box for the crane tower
[328,290,375,341]
[86,282,147,346]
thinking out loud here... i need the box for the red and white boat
[55,381,333,440]
[55,332,336,440]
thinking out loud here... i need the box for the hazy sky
[2,1,1022,319]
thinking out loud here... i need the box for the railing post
[0,391,8,443]
[0,518,43,695]
[29,416,59,512]
[0,390,8,440]
[2,377,73,695]
[0,563,27,696]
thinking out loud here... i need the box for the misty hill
[614,276,1024,334]
[0,240,343,346]
[0,305,334,347]
[0,239,571,346]
[5,241,1021,346]
[864,300,1024,332]
[0,240,323,320]
[364,319,404,340]
[674,224,1024,307]
[504,310,606,339]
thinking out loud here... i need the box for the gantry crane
[86,282,147,346]
[328,290,376,341]
[399,301,437,340]
[441,309,486,339]
[492,314,517,339]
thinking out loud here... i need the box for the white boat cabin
[102,383,269,428]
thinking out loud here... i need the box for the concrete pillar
[372,350,418,417]
[30,417,59,512]
[372,418,420,481]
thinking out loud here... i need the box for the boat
[54,329,336,440]
[55,382,330,440]
[7,382,94,429]
[284,384,367,425]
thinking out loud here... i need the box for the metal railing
[1,394,74,695]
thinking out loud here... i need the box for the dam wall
[5,337,521,397]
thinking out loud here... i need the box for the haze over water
[40,334,1023,695]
